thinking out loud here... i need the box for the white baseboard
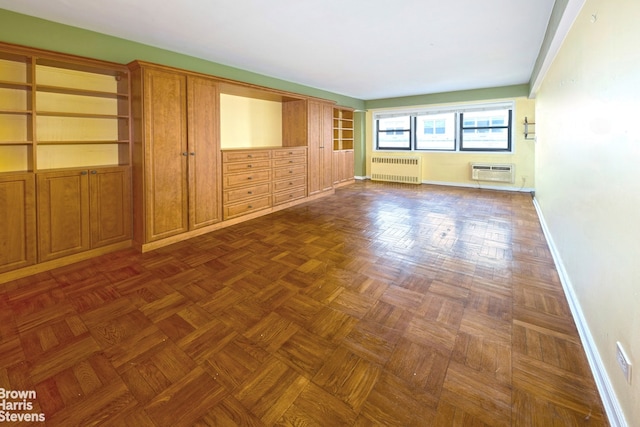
[533,198,627,427]
[361,176,534,193]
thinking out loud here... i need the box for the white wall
[535,0,640,424]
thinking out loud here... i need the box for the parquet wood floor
[0,182,608,426]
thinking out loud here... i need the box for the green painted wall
[364,84,530,110]
[0,8,363,109]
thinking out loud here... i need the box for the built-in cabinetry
[37,166,131,262]
[0,173,36,274]
[129,62,222,248]
[333,107,355,186]
[222,149,272,220]
[307,100,334,195]
[222,147,307,220]
[272,147,307,205]
[1,42,357,280]
[0,42,132,282]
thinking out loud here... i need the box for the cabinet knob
[247,176,253,180]
[190,152,195,156]
[248,154,253,158]
[248,205,253,209]
[289,160,293,163]
[182,152,188,156]
[90,170,97,174]
[81,170,88,175]
[248,164,253,168]
[248,191,253,194]
[289,170,293,173]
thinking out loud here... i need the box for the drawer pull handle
[289,160,293,163]
[289,170,293,173]
[247,176,253,180]
[248,191,253,194]
[248,164,253,168]
[182,152,188,156]
[248,205,253,209]
[248,154,253,158]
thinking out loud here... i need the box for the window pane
[377,116,410,131]
[415,113,455,150]
[377,116,411,149]
[378,130,411,149]
[460,109,511,151]
[461,128,509,149]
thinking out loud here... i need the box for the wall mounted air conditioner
[470,163,514,183]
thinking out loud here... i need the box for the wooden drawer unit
[272,147,307,206]
[223,150,271,162]
[223,159,272,174]
[223,182,271,204]
[273,187,307,205]
[273,164,306,180]
[273,176,306,193]
[273,147,307,159]
[223,149,273,219]
[223,195,272,219]
[223,169,271,187]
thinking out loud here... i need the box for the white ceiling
[0,0,556,100]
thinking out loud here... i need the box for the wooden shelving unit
[0,43,130,173]
[0,50,34,173]
[0,42,132,281]
[333,107,354,151]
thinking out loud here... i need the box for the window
[460,109,512,151]
[374,102,513,152]
[415,113,455,150]
[376,116,411,150]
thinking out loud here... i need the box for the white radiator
[470,163,514,183]
[371,156,422,184]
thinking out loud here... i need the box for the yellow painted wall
[535,0,640,423]
[220,94,283,149]
[365,97,535,190]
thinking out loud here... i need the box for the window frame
[459,109,512,152]
[373,101,515,153]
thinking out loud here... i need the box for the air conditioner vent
[470,163,514,183]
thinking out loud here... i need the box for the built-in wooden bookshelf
[333,107,354,151]
[0,42,130,173]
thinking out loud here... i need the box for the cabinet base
[0,240,132,285]
[136,189,335,253]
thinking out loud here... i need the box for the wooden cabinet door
[143,68,189,242]
[0,174,36,273]
[187,76,221,229]
[37,170,90,262]
[307,100,322,196]
[307,100,334,195]
[321,102,334,191]
[89,166,132,248]
[343,149,355,181]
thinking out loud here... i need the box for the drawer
[273,165,306,179]
[223,159,271,174]
[223,150,271,163]
[224,195,271,219]
[273,187,307,206]
[273,147,307,158]
[224,182,271,203]
[273,176,306,192]
[224,169,271,188]
[272,156,306,167]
